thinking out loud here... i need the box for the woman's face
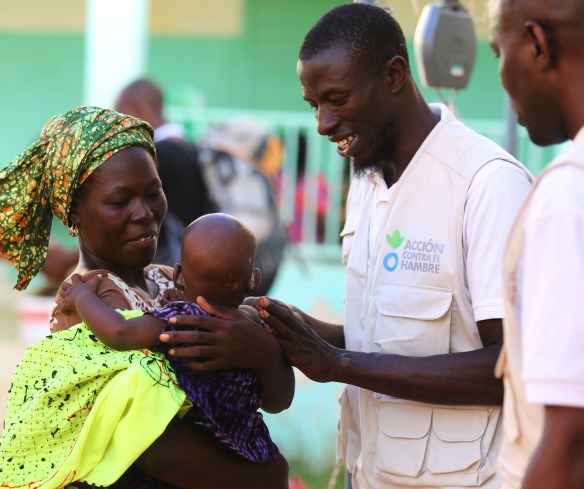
[71,146,167,272]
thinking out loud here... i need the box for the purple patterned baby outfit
[150,301,280,463]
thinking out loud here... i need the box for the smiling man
[489,0,584,488]
[256,3,533,488]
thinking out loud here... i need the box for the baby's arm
[59,273,166,350]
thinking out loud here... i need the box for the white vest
[496,152,584,487]
[340,107,528,488]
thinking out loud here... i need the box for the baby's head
[174,213,260,307]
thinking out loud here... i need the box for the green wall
[0,34,84,165]
[4,9,548,261]
[0,0,519,167]
[149,0,340,111]
[149,3,510,119]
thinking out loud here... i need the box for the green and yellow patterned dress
[0,266,188,489]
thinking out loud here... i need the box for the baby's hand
[58,273,102,314]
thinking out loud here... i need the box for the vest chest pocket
[374,283,453,356]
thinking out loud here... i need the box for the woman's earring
[68,224,79,238]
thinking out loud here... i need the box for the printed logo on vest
[384,229,444,275]
[383,229,404,272]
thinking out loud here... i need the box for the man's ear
[173,264,186,291]
[246,268,261,294]
[525,20,556,69]
[384,55,408,94]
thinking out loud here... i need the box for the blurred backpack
[197,118,287,295]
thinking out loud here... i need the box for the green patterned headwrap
[0,106,156,290]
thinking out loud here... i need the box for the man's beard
[350,120,397,179]
[352,159,382,178]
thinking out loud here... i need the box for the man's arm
[259,298,503,406]
[522,405,584,489]
[334,318,503,405]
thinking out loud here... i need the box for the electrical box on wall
[414,0,476,90]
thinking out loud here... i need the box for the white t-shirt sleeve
[463,161,532,321]
[522,165,584,408]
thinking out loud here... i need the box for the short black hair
[299,3,409,72]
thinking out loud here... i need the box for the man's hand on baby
[159,295,280,373]
[244,296,303,322]
[197,296,247,320]
[58,273,102,314]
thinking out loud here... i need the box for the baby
[59,213,279,464]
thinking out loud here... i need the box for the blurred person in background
[115,78,214,266]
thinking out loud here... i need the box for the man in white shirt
[255,3,532,488]
[489,1,584,488]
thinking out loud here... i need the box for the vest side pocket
[427,407,488,473]
[374,283,453,356]
[373,401,500,487]
[375,403,432,477]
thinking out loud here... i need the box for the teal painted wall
[0,36,509,164]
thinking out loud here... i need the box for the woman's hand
[159,296,295,412]
[57,273,102,315]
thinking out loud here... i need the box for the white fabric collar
[154,122,186,143]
